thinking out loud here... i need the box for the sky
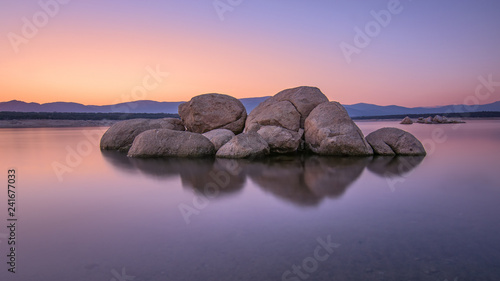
[0,0,499,107]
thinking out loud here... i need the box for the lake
[0,120,499,281]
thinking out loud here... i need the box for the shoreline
[0,117,499,128]
[0,119,119,128]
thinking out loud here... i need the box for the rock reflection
[304,156,371,198]
[101,152,424,205]
[244,155,370,206]
[367,156,424,177]
[100,150,137,173]
[101,151,244,197]
[244,156,321,206]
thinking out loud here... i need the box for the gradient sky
[1,0,499,107]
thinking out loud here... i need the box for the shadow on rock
[367,156,425,177]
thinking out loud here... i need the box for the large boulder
[257,126,304,154]
[202,129,235,151]
[272,86,330,127]
[244,86,328,153]
[178,93,247,134]
[245,86,328,131]
[100,118,184,152]
[244,100,301,132]
[216,133,270,159]
[365,127,426,156]
[127,129,215,158]
[304,102,373,156]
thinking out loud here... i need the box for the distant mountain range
[1,98,499,118]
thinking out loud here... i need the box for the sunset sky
[0,0,499,107]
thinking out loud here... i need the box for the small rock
[366,127,426,156]
[216,133,270,159]
[202,129,235,151]
[400,116,413,124]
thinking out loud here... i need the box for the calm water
[0,120,499,281]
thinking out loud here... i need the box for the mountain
[343,101,500,117]
[1,98,499,117]
[0,97,270,114]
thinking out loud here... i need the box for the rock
[424,116,433,124]
[257,126,304,154]
[433,115,444,123]
[304,102,373,156]
[271,86,330,127]
[178,93,247,134]
[202,129,235,151]
[400,116,413,124]
[365,127,426,156]
[100,118,184,152]
[244,100,301,132]
[216,133,270,159]
[127,129,215,158]
[245,86,328,131]
[244,86,328,154]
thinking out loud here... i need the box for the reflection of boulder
[244,156,322,206]
[103,154,245,197]
[367,156,425,177]
[100,150,137,172]
[243,155,369,206]
[131,157,211,179]
[179,158,246,196]
[304,156,370,198]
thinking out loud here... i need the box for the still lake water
[0,120,499,281]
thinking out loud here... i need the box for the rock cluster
[415,115,465,124]
[100,86,427,158]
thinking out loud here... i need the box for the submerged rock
[365,127,426,156]
[304,102,373,156]
[127,129,215,158]
[178,93,247,134]
[100,118,184,152]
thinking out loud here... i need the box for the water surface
[0,120,499,281]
